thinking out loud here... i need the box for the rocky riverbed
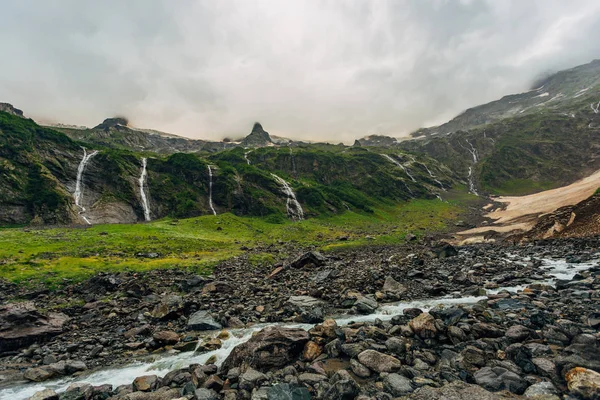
[1,238,600,399]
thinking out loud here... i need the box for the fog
[1,0,600,142]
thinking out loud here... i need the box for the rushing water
[243,150,252,165]
[422,163,445,191]
[3,257,596,400]
[74,148,99,225]
[380,154,414,195]
[468,166,478,196]
[138,158,151,222]
[271,173,304,221]
[207,165,217,216]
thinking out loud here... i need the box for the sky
[2,0,600,143]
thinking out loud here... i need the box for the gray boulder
[187,311,222,331]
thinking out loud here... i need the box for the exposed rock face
[94,117,129,130]
[0,302,69,354]
[222,326,309,371]
[187,310,222,331]
[0,103,25,118]
[240,122,273,147]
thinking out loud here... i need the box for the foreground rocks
[2,237,600,399]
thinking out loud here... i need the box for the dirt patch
[455,169,600,241]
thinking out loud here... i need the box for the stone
[323,370,360,399]
[289,251,327,268]
[408,381,520,399]
[523,382,559,397]
[302,341,323,361]
[383,373,414,396]
[266,383,311,400]
[385,337,407,355]
[298,372,327,385]
[150,295,183,319]
[153,330,179,345]
[357,350,402,373]
[353,296,378,314]
[505,325,531,342]
[383,276,407,297]
[133,375,160,392]
[222,327,309,371]
[566,367,600,400]
[203,375,224,391]
[239,367,268,391]
[194,388,219,400]
[29,389,59,400]
[409,312,437,339]
[473,366,528,394]
[23,367,55,382]
[0,302,68,354]
[187,311,222,331]
[350,358,371,378]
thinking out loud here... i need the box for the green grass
[489,178,557,196]
[0,198,463,287]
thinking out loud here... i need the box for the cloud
[1,0,599,142]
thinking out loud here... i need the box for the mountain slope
[0,111,460,225]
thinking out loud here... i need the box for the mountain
[240,122,273,147]
[0,110,456,225]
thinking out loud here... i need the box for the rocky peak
[241,122,273,147]
[94,117,129,130]
[0,103,25,118]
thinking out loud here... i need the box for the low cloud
[1,0,600,142]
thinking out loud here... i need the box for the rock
[523,382,559,398]
[202,281,233,294]
[133,375,160,392]
[153,330,179,345]
[353,296,378,314]
[409,312,437,339]
[0,302,69,354]
[385,337,407,355]
[289,251,327,268]
[565,367,600,400]
[64,360,87,374]
[383,276,407,298]
[150,295,183,319]
[505,325,531,342]
[29,389,59,400]
[240,368,268,391]
[23,367,55,382]
[473,366,528,394]
[350,358,371,378]
[383,373,414,396]
[323,370,360,399]
[302,341,323,361]
[357,350,402,373]
[222,327,309,371]
[407,381,520,399]
[194,388,219,400]
[286,296,325,323]
[267,383,311,400]
[298,372,326,385]
[435,243,458,258]
[203,375,224,391]
[187,311,222,331]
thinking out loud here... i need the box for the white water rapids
[207,165,217,216]
[271,173,304,221]
[139,158,151,222]
[73,148,98,225]
[2,257,596,400]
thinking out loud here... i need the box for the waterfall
[422,163,445,190]
[381,154,416,182]
[289,147,296,175]
[74,148,98,225]
[468,166,478,196]
[207,165,217,216]
[271,173,304,221]
[591,101,600,114]
[380,154,414,195]
[244,150,252,165]
[139,158,151,221]
[465,139,478,163]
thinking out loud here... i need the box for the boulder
[566,367,600,400]
[222,327,309,371]
[23,367,56,382]
[187,311,222,331]
[133,375,160,392]
[150,295,183,319]
[384,373,414,396]
[473,366,528,394]
[267,383,311,400]
[357,350,402,373]
[353,296,378,314]
[0,302,69,354]
[29,389,59,400]
[289,251,327,268]
[409,312,437,339]
[194,388,219,400]
[383,276,407,299]
[152,330,179,345]
[407,381,521,399]
[322,370,360,399]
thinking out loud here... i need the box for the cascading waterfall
[207,165,217,216]
[243,150,252,165]
[271,173,304,221]
[468,166,478,196]
[380,154,414,195]
[465,139,478,162]
[74,148,98,225]
[138,158,151,221]
[422,163,445,190]
[3,257,593,400]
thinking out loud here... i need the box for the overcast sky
[2,1,600,142]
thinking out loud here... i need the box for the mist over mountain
[2,1,600,142]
